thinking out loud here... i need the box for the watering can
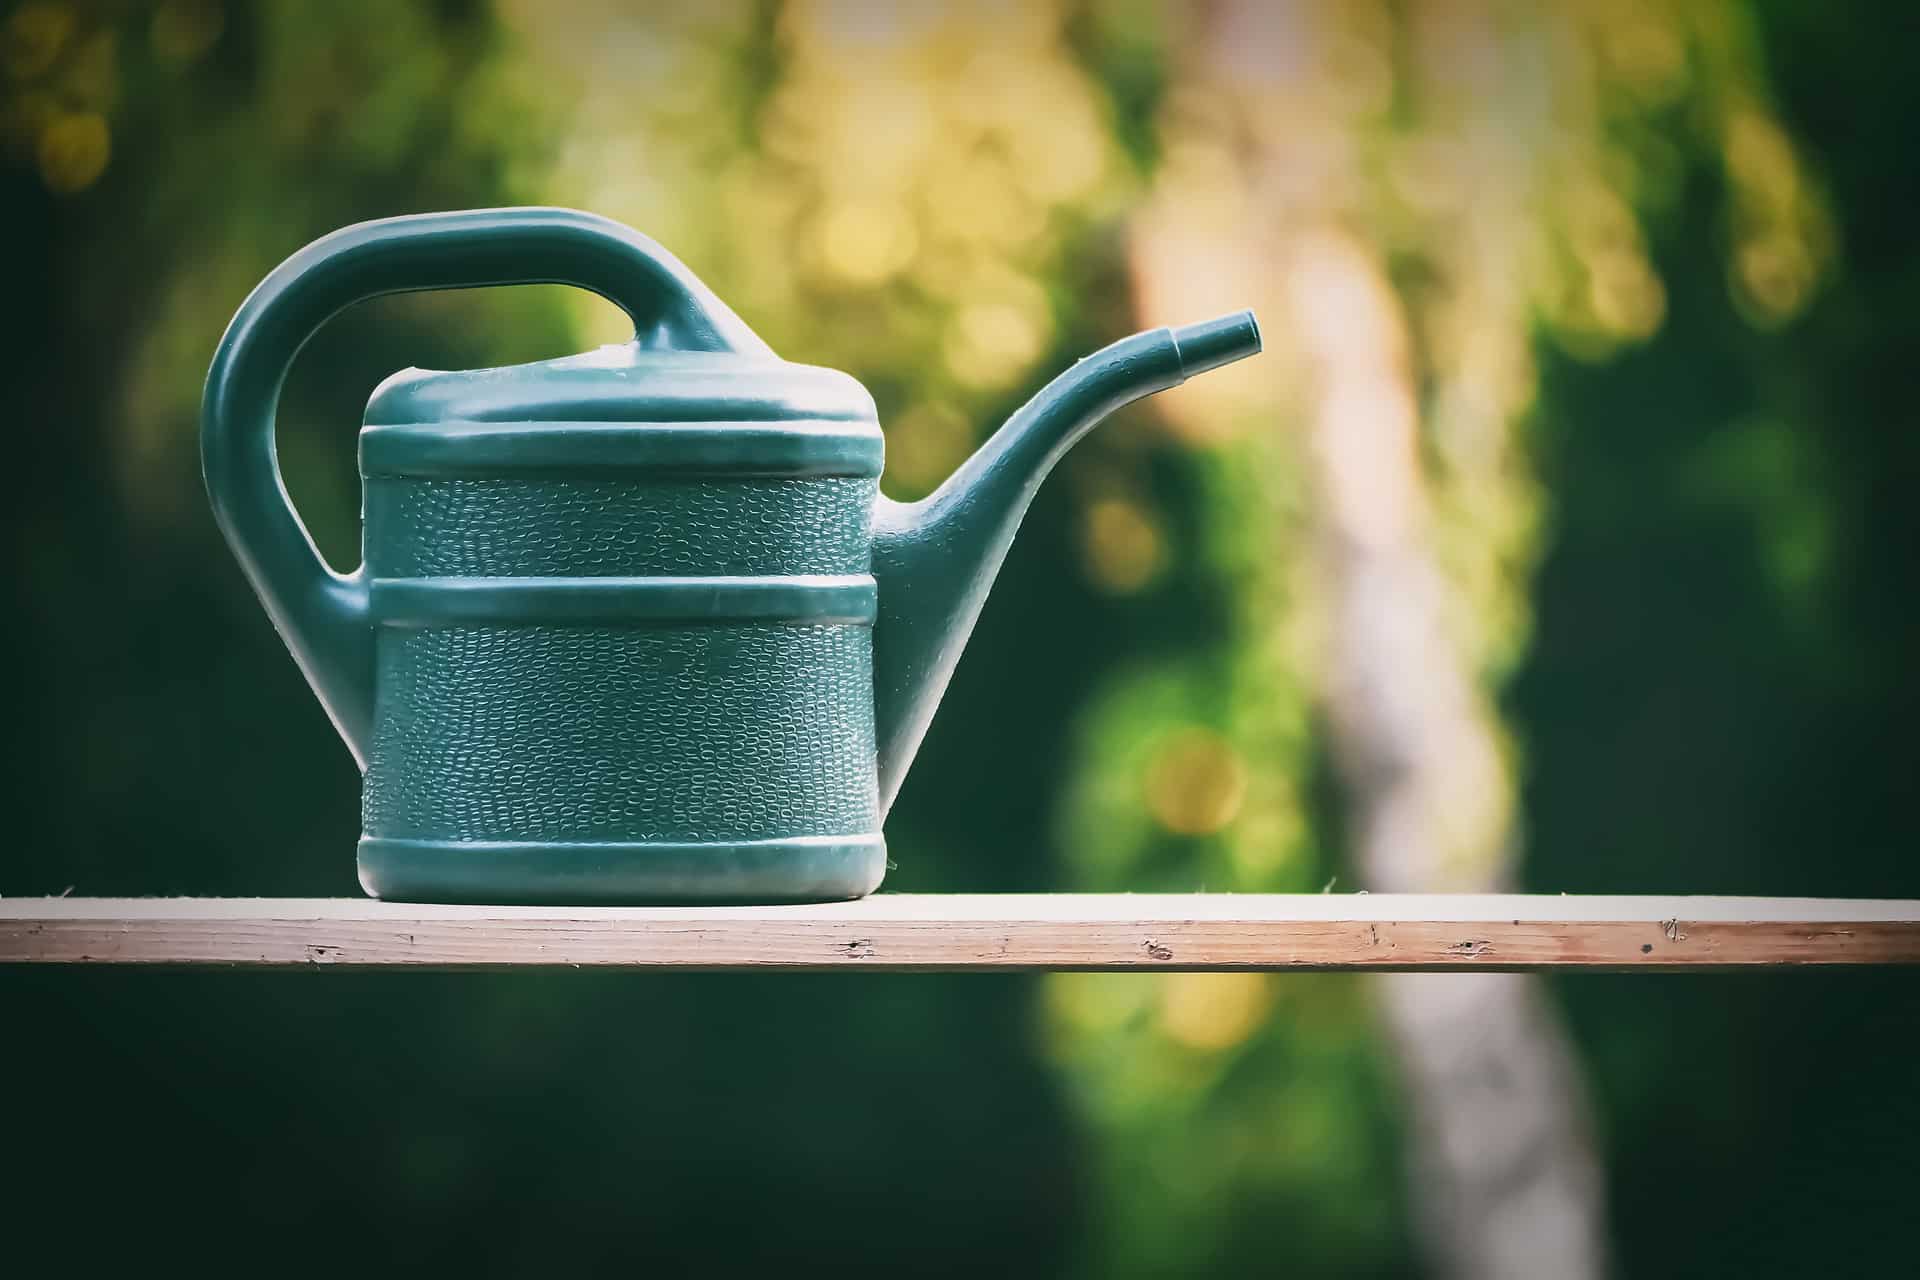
[203,208,1260,903]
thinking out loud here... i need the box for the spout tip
[1170,309,1262,379]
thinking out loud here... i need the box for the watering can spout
[869,310,1262,812]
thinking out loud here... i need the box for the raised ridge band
[361,421,885,478]
[370,575,877,626]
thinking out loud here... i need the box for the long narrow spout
[870,310,1262,813]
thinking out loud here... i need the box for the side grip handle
[200,207,771,766]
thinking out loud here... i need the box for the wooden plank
[1,895,1915,970]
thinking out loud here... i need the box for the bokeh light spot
[37,109,108,192]
[2,2,73,81]
[1160,973,1272,1052]
[944,299,1046,387]
[1145,727,1246,836]
[1081,495,1167,594]
[817,199,918,285]
[151,0,224,65]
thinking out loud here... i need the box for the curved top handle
[202,208,769,768]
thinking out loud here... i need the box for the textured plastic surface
[203,206,1261,904]
[363,476,875,578]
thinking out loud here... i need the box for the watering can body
[355,351,888,902]
[204,208,1258,904]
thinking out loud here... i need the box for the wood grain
[2,895,1916,970]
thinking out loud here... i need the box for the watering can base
[357,834,887,905]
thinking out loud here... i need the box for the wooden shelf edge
[3,894,1916,971]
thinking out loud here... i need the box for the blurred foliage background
[3,1,1915,1276]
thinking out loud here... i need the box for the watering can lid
[362,341,882,429]
[359,342,885,478]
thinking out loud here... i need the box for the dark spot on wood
[1446,938,1492,957]
[840,938,874,958]
[1641,944,1653,954]
[1144,939,1175,961]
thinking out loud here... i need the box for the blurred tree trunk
[1286,229,1611,1280]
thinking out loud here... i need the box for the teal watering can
[203,208,1261,904]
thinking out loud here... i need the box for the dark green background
[4,3,1914,1275]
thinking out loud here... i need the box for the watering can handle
[201,208,770,769]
